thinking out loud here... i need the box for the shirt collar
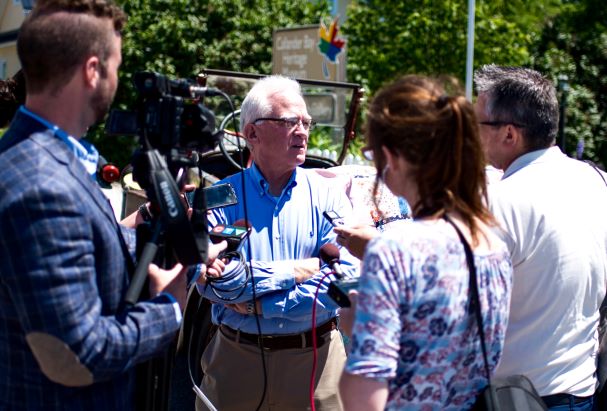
[502,146,563,179]
[250,162,299,198]
[19,106,99,178]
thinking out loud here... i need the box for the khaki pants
[195,328,346,411]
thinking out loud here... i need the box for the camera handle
[123,221,163,306]
[124,148,209,307]
[125,149,196,411]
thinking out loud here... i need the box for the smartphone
[323,210,344,227]
[205,183,238,209]
[186,183,238,210]
[328,278,359,308]
[209,223,251,253]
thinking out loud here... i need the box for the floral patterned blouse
[344,219,512,410]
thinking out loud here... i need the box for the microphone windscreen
[97,155,120,184]
[320,243,340,265]
[100,164,120,183]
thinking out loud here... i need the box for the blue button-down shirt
[197,163,359,334]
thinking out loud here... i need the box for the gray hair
[239,75,303,131]
[474,64,559,150]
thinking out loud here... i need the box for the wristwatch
[138,203,154,222]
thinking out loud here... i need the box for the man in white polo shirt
[474,64,607,410]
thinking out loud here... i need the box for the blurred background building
[0,0,29,79]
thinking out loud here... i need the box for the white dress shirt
[490,146,607,397]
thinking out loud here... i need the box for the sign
[317,18,346,79]
[272,21,346,82]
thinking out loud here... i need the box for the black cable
[227,95,269,411]
[222,90,267,410]
[309,271,333,411]
[186,294,218,411]
[204,251,250,301]
[207,90,268,410]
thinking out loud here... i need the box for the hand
[338,290,359,338]
[293,257,320,283]
[196,241,228,284]
[334,225,378,259]
[182,184,197,219]
[182,183,197,194]
[119,202,150,227]
[205,256,226,279]
[225,299,262,316]
[120,183,198,227]
[148,263,187,309]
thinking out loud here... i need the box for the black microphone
[321,243,358,307]
[133,71,222,98]
[320,243,344,279]
[188,85,223,98]
[164,77,221,98]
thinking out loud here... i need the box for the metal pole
[465,0,476,101]
[557,75,569,153]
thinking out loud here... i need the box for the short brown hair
[17,0,126,94]
[365,75,493,240]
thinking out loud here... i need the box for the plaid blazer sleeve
[0,135,180,384]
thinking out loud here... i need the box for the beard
[90,77,115,125]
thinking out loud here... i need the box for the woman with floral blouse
[338,75,512,411]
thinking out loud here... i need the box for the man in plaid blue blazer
[0,1,203,409]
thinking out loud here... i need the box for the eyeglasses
[479,121,526,128]
[253,116,316,131]
[361,147,374,161]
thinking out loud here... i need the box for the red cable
[310,271,333,411]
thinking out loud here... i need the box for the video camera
[106,71,221,155]
[107,71,227,306]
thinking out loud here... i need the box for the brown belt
[219,318,337,350]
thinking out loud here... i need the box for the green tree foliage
[341,0,550,154]
[532,0,607,167]
[89,0,330,168]
[89,0,607,168]
[343,0,538,95]
[344,0,607,167]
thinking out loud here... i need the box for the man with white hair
[195,75,359,410]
